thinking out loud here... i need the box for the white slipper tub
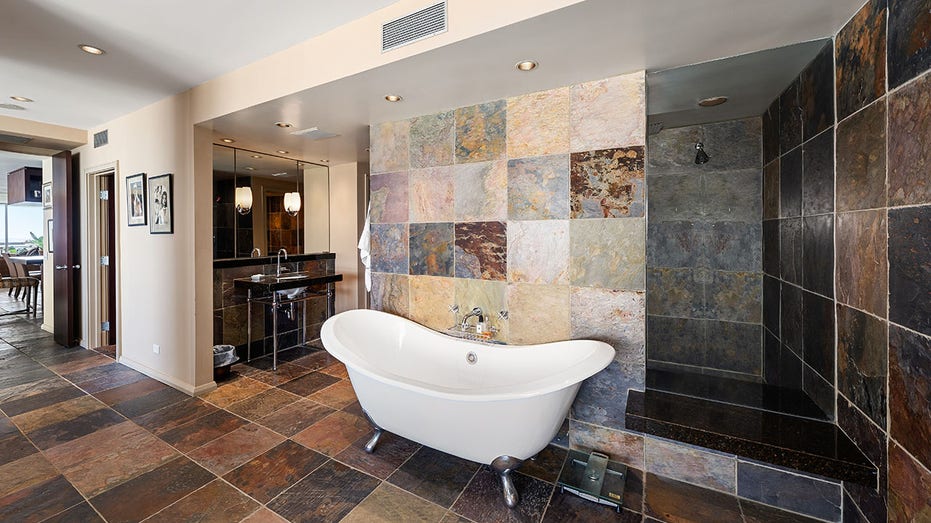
[320,309,615,507]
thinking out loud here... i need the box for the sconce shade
[235,186,253,215]
[284,191,302,216]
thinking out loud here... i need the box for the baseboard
[40,323,53,334]
[117,355,217,396]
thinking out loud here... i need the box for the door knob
[55,265,67,270]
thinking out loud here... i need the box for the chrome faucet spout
[276,248,288,276]
[460,307,483,329]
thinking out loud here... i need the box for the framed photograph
[126,173,147,226]
[149,173,173,234]
[47,219,53,253]
[42,182,52,209]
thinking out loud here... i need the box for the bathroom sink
[276,286,307,299]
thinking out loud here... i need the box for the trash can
[213,344,239,381]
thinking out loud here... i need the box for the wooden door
[52,151,81,347]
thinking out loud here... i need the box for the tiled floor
[0,304,824,522]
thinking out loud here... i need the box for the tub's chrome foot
[362,410,383,454]
[491,455,524,509]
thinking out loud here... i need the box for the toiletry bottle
[476,314,486,335]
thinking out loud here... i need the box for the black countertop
[233,272,342,293]
[214,252,335,269]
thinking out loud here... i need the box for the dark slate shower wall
[834,0,931,520]
[760,41,837,419]
[646,118,763,380]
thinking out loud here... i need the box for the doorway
[84,164,119,351]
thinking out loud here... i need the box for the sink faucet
[276,248,288,276]
[251,247,261,258]
[460,307,484,330]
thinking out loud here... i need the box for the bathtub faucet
[460,307,484,330]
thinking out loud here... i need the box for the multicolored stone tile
[762,99,780,165]
[573,358,644,430]
[410,111,454,168]
[454,221,506,280]
[889,324,931,471]
[0,452,58,498]
[779,78,803,154]
[507,87,570,158]
[146,479,259,523]
[451,467,553,523]
[507,155,570,220]
[706,271,763,324]
[156,410,249,453]
[570,146,644,218]
[187,423,284,476]
[837,304,888,427]
[570,71,645,151]
[224,440,327,503]
[802,214,834,298]
[88,457,214,523]
[0,476,84,523]
[507,283,570,345]
[703,169,762,224]
[370,223,409,275]
[888,442,931,521]
[256,398,334,438]
[226,388,301,421]
[369,172,409,224]
[702,117,762,171]
[336,432,422,481]
[836,100,887,211]
[889,205,931,336]
[737,461,842,521]
[645,437,736,493]
[780,148,803,218]
[455,100,506,163]
[570,218,645,290]
[408,275,456,331]
[370,120,410,174]
[887,0,931,88]
[888,72,931,206]
[568,420,644,468]
[800,42,835,141]
[270,460,379,522]
[453,278,507,341]
[410,166,455,222]
[308,380,357,410]
[647,173,702,222]
[647,126,704,174]
[127,397,217,435]
[836,0,887,119]
[291,411,371,456]
[409,222,454,277]
[370,273,409,317]
[44,420,179,497]
[507,220,569,284]
[453,160,507,222]
[11,395,105,434]
[277,371,340,397]
[342,482,447,522]
[570,287,645,365]
[763,159,780,219]
[200,375,272,409]
[836,210,888,317]
[780,217,803,286]
[387,446,480,508]
[801,130,834,215]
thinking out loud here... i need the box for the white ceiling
[0,0,397,128]
[208,0,864,164]
[0,0,865,167]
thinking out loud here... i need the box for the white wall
[329,162,367,313]
[41,157,54,332]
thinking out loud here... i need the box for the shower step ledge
[625,389,876,486]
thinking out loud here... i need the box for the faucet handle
[497,310,509,321]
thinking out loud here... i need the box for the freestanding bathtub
[320,309,615,508]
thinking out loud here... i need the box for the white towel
[358,201,372,292]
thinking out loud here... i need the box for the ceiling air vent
[0,133,32,145]
[94,129,109,148]
[382,1,447,52]
[291,127,339,141]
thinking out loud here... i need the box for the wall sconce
[284,192,301,216]
[235,186,253,215]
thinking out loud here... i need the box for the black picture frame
[149,173,173,234]
[126,173,147,226]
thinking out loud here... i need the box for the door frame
[82,162,121,354]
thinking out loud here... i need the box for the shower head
[695,142,710,165]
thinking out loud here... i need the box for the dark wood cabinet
[7,166,43,205]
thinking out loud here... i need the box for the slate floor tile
[268,460,380,522]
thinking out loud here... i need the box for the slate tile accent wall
[833,1,931,520]
[646,118,764,381]
[760,40,838,418]
[368,71,648,453]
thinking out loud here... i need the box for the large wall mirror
[213,144,329,259]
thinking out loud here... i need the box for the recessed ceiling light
[251,154,262,159]
[276,150,288,155]
[79,44,106,55]
[244,166,255,171]
[698,96,728,107]
[10,96,33,103]
[221,138,235,143]
[275,122,293,128]
[384,95,402,102]
[515,60,538,71]
[0,103,25,111]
